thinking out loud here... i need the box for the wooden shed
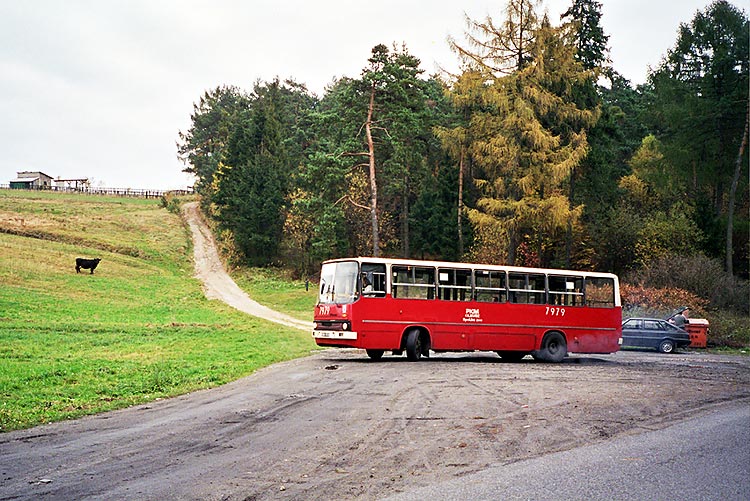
[9,171,54,189]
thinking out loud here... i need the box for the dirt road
[182,201,310,331]
[0,204,748,500]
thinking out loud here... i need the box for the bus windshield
[318,261,359,304]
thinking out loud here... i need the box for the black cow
[75,258,101,274]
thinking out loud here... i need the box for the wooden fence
[0,184,193,198]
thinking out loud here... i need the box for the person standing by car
[672,308,689,329]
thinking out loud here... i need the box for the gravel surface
[1,350,748,500]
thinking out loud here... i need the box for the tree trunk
[402,173,410,258]
[365,82,380,257]
[508,227,518,266]
[726,103,749,274]
[565,165,576,268]
[457,147,465,257]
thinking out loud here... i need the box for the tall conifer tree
[561,0,609,71]
[213,82,292,265]
[647,0,748,274]
[450,0,539,74]
[448,5,598,264]
[176,86,250,200]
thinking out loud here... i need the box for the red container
[685,318,709,348]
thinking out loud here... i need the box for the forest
[176,0,749,335]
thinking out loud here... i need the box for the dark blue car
[621,318,691,353]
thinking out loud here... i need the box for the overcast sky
[1,0,747,190]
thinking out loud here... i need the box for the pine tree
[300,44,436,260]
[434,70,485,258]
[449,9,599,264]
[359,44,433,257]
[560,0,609,71]
[176,86,250,198]
[213,82,294,265]
[647,0,749,274]
[558,0,611,266]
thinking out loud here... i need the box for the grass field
[0,190,317,432]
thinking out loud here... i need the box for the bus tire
[497,351,527,362]
[366,349,384,360]
[405,329,423,361]
[535,332,567,363]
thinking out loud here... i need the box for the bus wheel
[405,329,423,361]
[534,332,567,363]
[366,349,384,360]
[497,351,526,362]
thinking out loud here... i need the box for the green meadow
[0,190,317,432]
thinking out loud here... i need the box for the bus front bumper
[312,330,358,340]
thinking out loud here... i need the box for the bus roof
[322,256,619,280]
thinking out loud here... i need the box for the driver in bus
[362,275,374,295]
[362,277,374,293]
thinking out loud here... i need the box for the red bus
[313,257,622,362]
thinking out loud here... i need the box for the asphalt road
[387,401,750,501]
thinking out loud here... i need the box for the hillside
[0,190,315,432]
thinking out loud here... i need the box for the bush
[160,192,195,215]
[620,284,708,318]
[624,254,749,314]
[704,310,750,348]
[215,228,243,271]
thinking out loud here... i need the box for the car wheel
[659,339,675,354]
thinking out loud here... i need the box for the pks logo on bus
[463,308,483,323]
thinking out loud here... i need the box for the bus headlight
[342,322,350,331]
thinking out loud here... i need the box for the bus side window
[586,278,615,307]
[361,263,387,297]
[548,275,583,306]
[438,268,472,302]
[508,273,524,303]
[475,270,507,303]
[508,273,545,304]
[392,265,435,300]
